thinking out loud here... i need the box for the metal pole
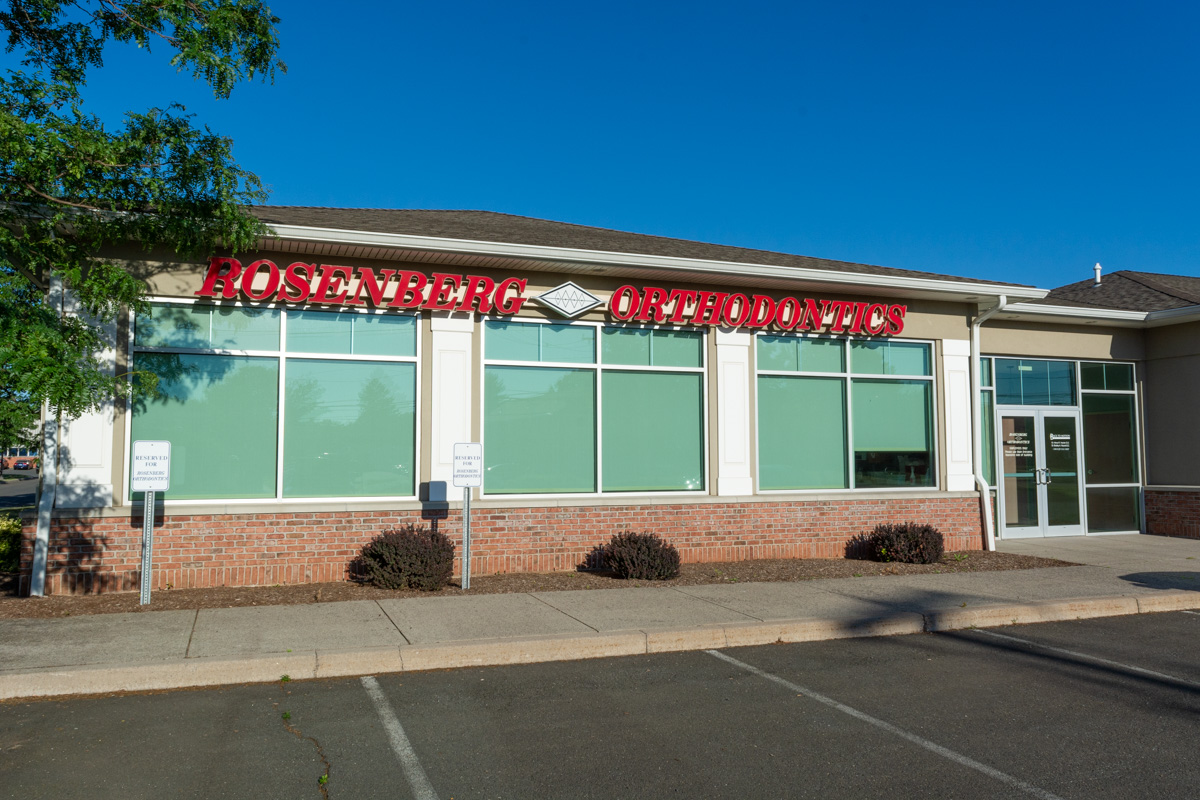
[140,490,154,605]
[461,487,471,590]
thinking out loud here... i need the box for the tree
[0,0,284,420]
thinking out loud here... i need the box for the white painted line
[1181,610,1200,617]
[706,650,1065,800]
[973,630,1200,689]
[361,676,440,800]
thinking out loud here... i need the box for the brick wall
[18,496,985,595]
[1145,489,1200,540]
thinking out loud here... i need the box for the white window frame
[753,332,939,494]
[123,297,422,505]
[478,315,710,499]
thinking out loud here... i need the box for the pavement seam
[667,586,767,621]
[525,592,601,633]
[374,599,413,645]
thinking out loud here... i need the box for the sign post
[451,443,483,590]
[131,441,171,605]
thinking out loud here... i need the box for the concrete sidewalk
[3,534,1199,700]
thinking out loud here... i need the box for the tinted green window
[995,359,1075,406]
[602,328,702,367]
[981,390,996,485]
[757,336,844,373]
[485,321,595,364]
[850,341,931,376]
[981,358,993,388]
[287,310,417,357]
[136,304,279,350]
[852,379,934,487]
[757,376,848,489]
[602,371,704,491]
[1086,487,1141,533]
[1083,394,1138,484]
[1082,362,1134,392]
[131,353,278,499]
[484,366,596,493]
[282,360,416,497]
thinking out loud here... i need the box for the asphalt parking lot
[2,611,1198,799]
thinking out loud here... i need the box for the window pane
[287,311,416,357]
[210,306,280,350]
[650,330,703,367]
[757,376,847,489]
[131,354,278,499]
[283,360,416,497]
[136,304,279,350]
[852,379,934,487]
[354,314,417,357]
[850,341,930,376]
[602,371,704,491]
[484,366,595,493]
[981,358,993,388]
[1086,487,1141,533]
[1080,363,1106,391]
[1104,363,1134,391]
[1083,394,1139,484]
[485,321,594,363]
[757,336,844,373]
[602,328,651,366]
[995,359,1075,406]
[287,310,352,353]
[981,390,996,486]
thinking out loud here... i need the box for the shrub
[603,531,681,580]
[0,513,21,572]
[358,524,454,590]
[864,522,944,564]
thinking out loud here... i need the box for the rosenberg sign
[195,258,907,335]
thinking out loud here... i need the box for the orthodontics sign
[195,257,907,335]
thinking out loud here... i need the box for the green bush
[603,531,681,580]
[864,522,944,564]
[358,524,454,590]
[0,513,21,572]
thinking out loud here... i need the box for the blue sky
[22,1,1200,288]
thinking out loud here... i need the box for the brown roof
[1040,271,1200,312]
[249,206,1033,289]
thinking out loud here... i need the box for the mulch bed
[0,550,1074,620]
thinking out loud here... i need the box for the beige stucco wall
[981,321,1145,361]
[1143,320,1200,486]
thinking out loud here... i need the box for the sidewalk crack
[184,608,199,658]
[375,599,412,645]
[670,587,765,621]
[527,593,600,632]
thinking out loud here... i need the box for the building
[18,209,1200,594]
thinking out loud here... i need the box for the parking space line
[706,649,1065,800]
[1181,610,1200,617]
[973,630,1200,689]
[361,676,440,800]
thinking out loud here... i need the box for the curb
[4,591,1200,701]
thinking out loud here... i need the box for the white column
[429,312,474,499]
[54,293,117,509]
[942,339,975,491]
[715,328,754,496]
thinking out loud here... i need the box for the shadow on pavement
[1119,571,1200,591]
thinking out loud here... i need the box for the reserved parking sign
[131,440,171,492]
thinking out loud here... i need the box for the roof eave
[263,223,1048,303]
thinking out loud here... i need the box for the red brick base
[1146,489,1200,540]
[18,495,985,595]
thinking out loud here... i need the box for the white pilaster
[942,338,975,491]
[55,294,117,509]
[429,312,475,494]
[715,328,754,495]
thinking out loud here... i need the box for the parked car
[13,460,32,470]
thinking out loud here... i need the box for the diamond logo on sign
[532,282,603,318]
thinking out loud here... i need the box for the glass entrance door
[998,410,1084,538]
